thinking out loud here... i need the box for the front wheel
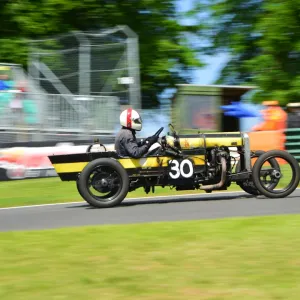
[236,150,280,196]
[236,150,265,195]
[77,158,129,208]
[252,150,300,198]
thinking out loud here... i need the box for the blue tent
[220,102,262,118]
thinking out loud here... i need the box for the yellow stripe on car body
[52,155,206,174]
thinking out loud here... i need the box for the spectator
[9,84,25,127]
[252,100,287,132]
[0,74,11,125]
[0,74,10,90]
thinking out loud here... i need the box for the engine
[163,133,244,150]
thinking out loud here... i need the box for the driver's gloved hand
[145,135,158,147]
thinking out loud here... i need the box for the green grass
[1,215,300,299]
[0,177,243,208]
[1,160,299,208]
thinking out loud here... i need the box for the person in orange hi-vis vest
[252,100,287,132]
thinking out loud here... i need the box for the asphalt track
[1,189,300,232]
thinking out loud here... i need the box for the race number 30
[168,159,194,179]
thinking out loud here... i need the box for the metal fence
[285,128,300,162]
[0,91,120,143]
[28,26,141,110]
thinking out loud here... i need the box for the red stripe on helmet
[126,108,132,128]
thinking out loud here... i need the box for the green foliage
[247,1,300,105]
[192,0,264,86]
[0,0,203,108]
[192,0,300,105]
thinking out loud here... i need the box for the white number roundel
[168,159,194,179]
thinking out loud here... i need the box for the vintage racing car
[48,124,300,208]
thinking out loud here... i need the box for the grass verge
[1,215,300,299]
[0,177,243,208]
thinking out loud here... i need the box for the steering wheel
[154,127,164,137]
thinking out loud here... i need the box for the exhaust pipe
[200,156,227,190]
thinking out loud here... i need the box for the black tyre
[236,150,280,195]
[76,178,84,199]
[252,150,300,198]
[236,150,264,195]
[77,158,129,208]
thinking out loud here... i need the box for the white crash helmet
[120,108,142,131]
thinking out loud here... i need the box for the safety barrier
[285,128,300,162]
[0,91,120,143]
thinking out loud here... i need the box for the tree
[0,0,204,108]
[192,0,300,106]
[247,1,300,105]
[190,0,264,85]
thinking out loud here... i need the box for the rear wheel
[77,158,129,208]
[252,150,300,198]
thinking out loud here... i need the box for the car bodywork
[48,126,300,208]
[50,132,250,185]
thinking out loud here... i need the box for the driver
[114,108,159,158]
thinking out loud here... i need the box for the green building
[171,84,256,133]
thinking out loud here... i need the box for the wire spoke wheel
[252,150,300,198]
